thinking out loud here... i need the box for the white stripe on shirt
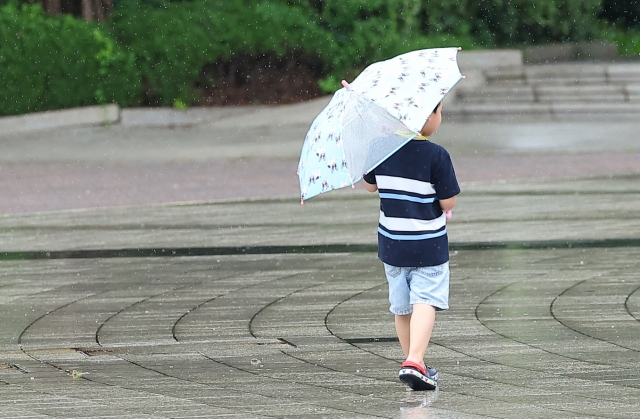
[376,175,436,195]
[379,211,446,232]
[378,227,447,241]
[378,193,435,203]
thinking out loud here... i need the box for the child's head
[419,101,442,137]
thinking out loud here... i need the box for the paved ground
[1,98,640,214]
[0,100,639,418]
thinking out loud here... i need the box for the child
[362,101,459,391]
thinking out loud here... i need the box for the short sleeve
[362,170,376,184]
[432,149,460,199]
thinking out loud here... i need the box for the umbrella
[297,47,463,204]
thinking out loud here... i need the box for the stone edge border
[0,104,252,135]
[0,104,120,135]
[5,98,640,136]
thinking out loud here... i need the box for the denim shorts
[384,262,450,315]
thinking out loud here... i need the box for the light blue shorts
[384,262,450,315]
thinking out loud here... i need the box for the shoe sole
[399,368,437,391]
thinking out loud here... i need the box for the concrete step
[523,63,608,84]
[484,63,640,85]
[445,101,640,120]
[449,52,640,117]
[458,84,636,104]
[456,84,535,104]
[536,84,627,102]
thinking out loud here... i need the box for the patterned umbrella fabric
[298,47,462,203]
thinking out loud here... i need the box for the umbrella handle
[341,80,351,89]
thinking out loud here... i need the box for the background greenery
[1,0,639,115]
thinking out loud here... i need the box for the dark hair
[432,101,442,114]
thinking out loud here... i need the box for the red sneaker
[398,361,438,391]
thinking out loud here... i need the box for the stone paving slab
[1,99,640,417]
[1,246,639,418]
[0,177,638,253]
[2,101,640,215]
[0,178,639,419]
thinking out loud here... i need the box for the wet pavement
[1,98,640,214]
[1,100,640,418]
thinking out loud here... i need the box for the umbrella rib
[350,91,419,175]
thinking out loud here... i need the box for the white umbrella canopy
[298,47,463,203]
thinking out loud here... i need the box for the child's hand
[445,210,452,220]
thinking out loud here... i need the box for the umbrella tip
[341,80,351,89]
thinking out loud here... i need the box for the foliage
[601,27,640,56]
[0,3,140,116]
[420,0,604,47]
[315,0,474,76]
[300,0,607,90]
[600,0,640,28]
[4,0,640,115]
[109,0,335,106]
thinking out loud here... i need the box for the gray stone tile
[1,174,639,417]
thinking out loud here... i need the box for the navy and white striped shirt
[363,139,460,267]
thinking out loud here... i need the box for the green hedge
[108,0,336,106]
[312,1,473,72]
[600,0,640,28]
[2,0,639,115]
[0,4,140,116]
[423,0,604,46]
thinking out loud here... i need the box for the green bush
[109,0,336,106]
[314,0,474,77]
[418,0,604,47]
[307,0,605,84]
[0,3,141,116]
[600,0,640,28]
[601,27,640,56]
[3,0,637,115]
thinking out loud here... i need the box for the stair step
[457,85,534,104]
[484,63,640,84]
[452,61,640,114]
[536,85,626,102]
[524,64,607,84]
[457,83,640,104]
[445,102,640,119]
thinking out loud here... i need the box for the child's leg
[384,263,412,356]
[394,313,411,357]
[405,303,436,368]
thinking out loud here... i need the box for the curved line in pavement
[95,285,188,346]
[473,276,605,365]
[624,285,640,323]
[247,278,324,339]
[18,292,99,347]
[550,279,640,353]
[319,280,620,417]
[172,272,302,342]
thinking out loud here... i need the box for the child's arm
[439,196,456,212]
[362,178,378,193]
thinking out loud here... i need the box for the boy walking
[362,102,459,391]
